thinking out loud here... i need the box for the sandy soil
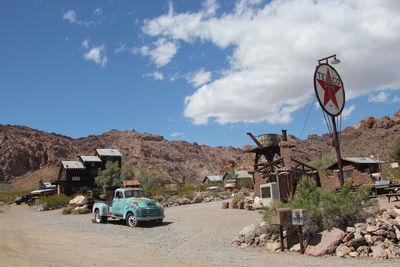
[0,201,397,267]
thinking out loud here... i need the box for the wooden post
[299,225,304,254]
[331,115,344,187]
[280,225,284,251]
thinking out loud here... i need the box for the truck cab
[92,188,164,227]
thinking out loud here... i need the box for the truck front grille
[142,208,160,217]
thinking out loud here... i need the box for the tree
[224,168,238,180]
[95,161,128,191]
[121,165,134,180]
[138,169,164,193]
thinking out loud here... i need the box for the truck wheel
[94,209,107,223]
[126,212,138,227]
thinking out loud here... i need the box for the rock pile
[162,192,232,207]
[222,192,264,210]
[232,207,400,259]
[61,195,90,214]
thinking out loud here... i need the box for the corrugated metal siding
[61,161,85,169]
[96,149,122,157]
[343,157,384,164]
[80,155,102,162]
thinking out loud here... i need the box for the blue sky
[1,0,399,148]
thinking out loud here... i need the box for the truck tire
[94,209,107,224]
[126,212,138,227]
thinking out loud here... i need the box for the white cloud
[62,9,93,26]
[145,71,164,80]
[137,38,178,67]
[115,43,127,53]
[393,96,400,103]
[94,7,103,16]
[368,91,389,103]
[141,0,400,125]
[82,38,89,48]
[186,69,212,87]
[170,132,184,137]
[342,104,356,119]
[63,10,76,23]
[83,45,108,67]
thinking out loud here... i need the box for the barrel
[257,134,280,146]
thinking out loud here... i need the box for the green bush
[263,178,377,234]
[177,184,195,199]
[38,194,70,209]
[138,169,165,193]
[238,178,253,189]
[232,194,245,203]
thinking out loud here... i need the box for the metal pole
[331,115,344,186]
[299,225,304,254]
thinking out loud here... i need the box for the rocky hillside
[1,110,399,186]
[290,110,400,163]
[0,126,245,184]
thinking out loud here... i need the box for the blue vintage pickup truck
[92,188,164,227]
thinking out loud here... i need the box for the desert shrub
[238,178,253,189]
[177,184,195,199]
[263,177,376,235]
[153,195,165,203]
[193,183,209,191]
[62,206,89,215]
[310,155,335,175]
[38,194,70,209]
[149,186,165,197]
[232,194,245,203]
[138,169,164,193]
[62,206,74,214]
[95,161,123,191]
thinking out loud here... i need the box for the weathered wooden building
[319,157,384,190]
[55,149,122,195]
[246,130,319,202]
[95,149,122,167]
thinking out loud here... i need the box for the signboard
[314,64,345,116]
[292,209,307,226]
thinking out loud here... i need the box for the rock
[357,246,369,257]
[372,235,385,243]
[222,202,229,209]
[290,243,301,252]
[349,252,359,257]
[353,232,362,240]
[387,209,398,219]
[69,195,87,207]
[349,236,367,249]
[340,245,351,255]
[371,245,388,259]
[336,251,345,257]
[75,204,88,212]
[374,229,386,236]
[388,219,398,226]
[191,195,203,204]
[240,243,248,248]
[305,228,345,256]
[394,226,400,239]
[37,203,47,211]
[259,234,268,241]
[342,233,354,242]
[346,227,356,233]
[364,234,373,245]
[259,221,267,227]
[239,224,256,236]
[176,198,191,205]
[265,242,281,252]
[366,225,379,233]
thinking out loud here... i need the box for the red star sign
[316,69,342,110]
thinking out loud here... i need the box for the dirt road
[0,201,396,267]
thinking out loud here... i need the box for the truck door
[112,190,124,216]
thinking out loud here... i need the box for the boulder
[176,198,191,205]
[340,245,351,255]
[290,243,301,252]
[342,233,354,242]
[364,234,373,245]
[349,236,367,249]
[244,230,256,244]
[191,195,203,204]
[69,195,87,207]
[371,245,388,259]
[305,228,345,256]
[346,227,356,233]
[349,251,359,257]
[366,225,379,233]
[336,251,345,258]
[265,242,281,252]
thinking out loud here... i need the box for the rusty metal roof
[235,170,252,179]
[343,157,384,164]
[61,161,85,170]
[96,149,122,157]
[80,155,102,162]
[203,175,223,183]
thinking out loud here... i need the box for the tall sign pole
[314,55,345,187]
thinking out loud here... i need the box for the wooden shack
[95,149,122,167]
[319,157,384,190]
[55,161,89,195]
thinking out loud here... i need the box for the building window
[261,186,271,198]
[343,170,352,179]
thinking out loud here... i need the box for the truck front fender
[93,202,108,216]
[123,207,138,220]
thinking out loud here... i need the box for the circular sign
[313,63,345,116]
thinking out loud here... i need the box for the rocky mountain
[1,110,399,187]
[0,126,245,184]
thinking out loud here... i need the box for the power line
[300,96,316,139]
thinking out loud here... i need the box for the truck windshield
[124,190,145,198]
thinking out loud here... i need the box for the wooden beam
[247,132,262,147]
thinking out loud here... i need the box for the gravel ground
[0,201,398,267]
